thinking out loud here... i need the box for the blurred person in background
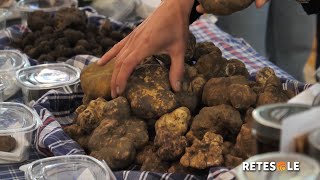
[217,0,317,82]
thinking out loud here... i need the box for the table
[0,15,305,180]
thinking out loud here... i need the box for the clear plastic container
[92,0,137,21]
[0,50,30,101]
[25,155,111,180]
[308,129,320,162]
[237,152,320,180]
[16,0,78,26]
[0,102,41,163]
[16,63,81,105]
[316,67,320,82]
[252,103,311,153]
[0,8,11,30]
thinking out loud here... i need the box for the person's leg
[216,4,269,57]
[266,0,316,81]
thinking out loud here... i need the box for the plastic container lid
[16,0,76,12]
[309,129,320,153]
[0,102,41,134]
[16,63,80,90]
[0,50,29,74]
[25,155,110,180]
[316,68,320,82]
[237,152,320,180]
[252,103,311,140]
[0,8,11,20]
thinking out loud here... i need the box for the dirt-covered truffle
[154,107,191,161]
[80,59,115,101]
[14,7,125,62]
[125,64,179,120]
[140,155,170,173]
[195,52,227,80]
[155,132,188,161]
[0,136,16,152]
[256,74,292,106]
[54,7,87,30]
[194,42,222,60]
[155,107,191,136]
[76,97,149,170]
[225,59,249,78]
[180,131,224,169]
[198,0,254,15]
[135,144,158,165]
[234,123,256,159]
[90,137,136,170]
[188,105,242,141]
[27,10,53,31]
[202,76,249,107]
[229,84,257,109]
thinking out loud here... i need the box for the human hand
[98,0,194,98]
[255,0,269,8]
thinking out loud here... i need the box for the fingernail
[116,86,120,96]
[111,89,116,99]
[175,81,181,92]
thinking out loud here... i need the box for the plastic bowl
[0,8,11,30]
[16,63,81,105]
[25,155,111,180]
[0,50,30,101]
[0,102,41,163]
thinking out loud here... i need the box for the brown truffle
[0,136,16,152]
[180,131,224,169]
[80,59,115,101]
[189,105,242,141]
[202,76,248,107]
[125,64,179,120]
[234,123,257,159]
[194,42,222,60]
[198,0,254,15]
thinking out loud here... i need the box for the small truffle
[0,136,16,152]
[180,131,224,169]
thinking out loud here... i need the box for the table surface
[0,15,297,180]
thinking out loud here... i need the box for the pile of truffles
[65,36,294,174]
[12,8,126,62]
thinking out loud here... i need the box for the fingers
[97,36,128,65]
[196,5,205,14]
[255,0,269,8]
[114,52,143,97]
[169,52,185,92]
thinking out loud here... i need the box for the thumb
[169,52,185,92]
[255,0,269,8]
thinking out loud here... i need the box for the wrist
[162,0,194,15]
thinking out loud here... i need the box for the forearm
[161,0,196,24]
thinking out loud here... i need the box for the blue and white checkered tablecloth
[0,7,312,180]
